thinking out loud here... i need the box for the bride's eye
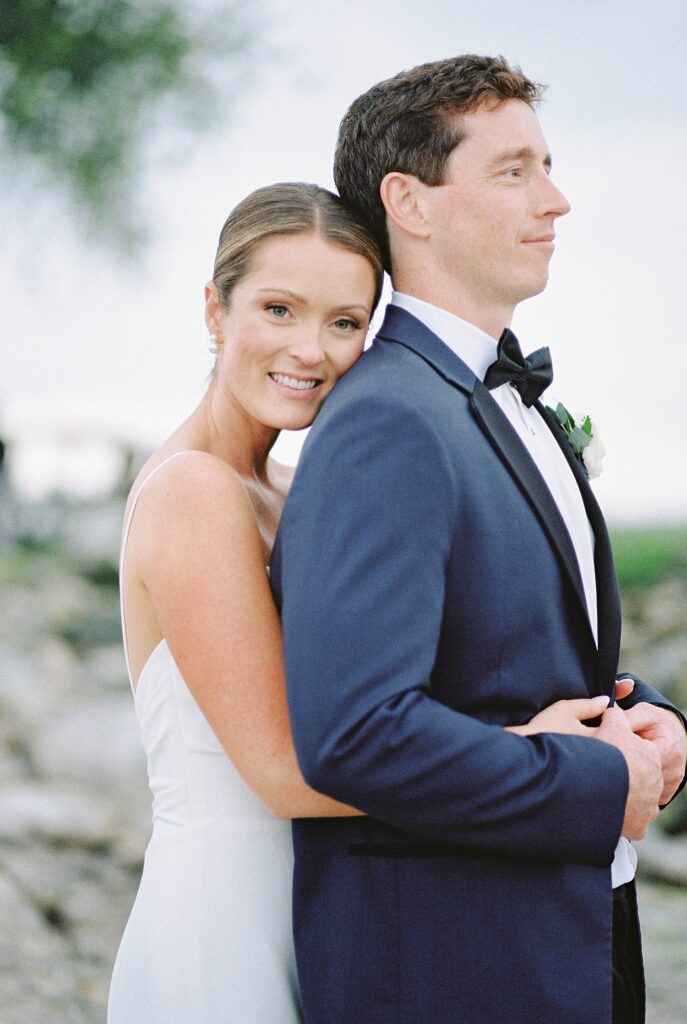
[333,317,361,331]
[266,304,289,318]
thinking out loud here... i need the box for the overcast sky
[2,0,686,521]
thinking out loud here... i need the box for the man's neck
[390,274,513,342]
[391,292,500,380]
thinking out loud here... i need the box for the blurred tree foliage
[0,0,254,244]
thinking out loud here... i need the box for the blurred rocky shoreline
[1,465,686,1022]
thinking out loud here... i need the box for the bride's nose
[288,329,326,367]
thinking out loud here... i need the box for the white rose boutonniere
[547,402,606,480]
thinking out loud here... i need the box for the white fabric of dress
[108,451,302,1024]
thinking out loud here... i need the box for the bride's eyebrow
[255,289,370,316]
[331,304,370,315]
[256,288,305,302]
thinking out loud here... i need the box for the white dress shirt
[391,291,636,886]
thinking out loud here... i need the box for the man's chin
[516,272,550,303]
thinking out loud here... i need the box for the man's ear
[380,172,430,240]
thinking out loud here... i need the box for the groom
[270,55,686,1023]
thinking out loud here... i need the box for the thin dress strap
[119,450,197,694]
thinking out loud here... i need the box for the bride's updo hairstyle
[212,182,384,314]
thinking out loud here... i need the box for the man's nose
[545,177,571,219]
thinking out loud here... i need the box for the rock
[81,644,130,694]
[0,868,92,1023]
[108,788,153,864]
[0,842,141,965]
[47,584,122,654]
[0,645,55,725]
[0,834,143,1021]
[0,640,77,727]
[29,695,147,792]
[637,880,687,1024]
[0,782,114,846]
[646,636,687,706]
[636,827,687,888]
[0,739,30,781]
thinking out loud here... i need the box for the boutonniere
[546,402,606,480]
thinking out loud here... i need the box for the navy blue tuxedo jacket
[270,306,685,1024]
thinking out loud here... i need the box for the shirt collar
[391,291,499,380]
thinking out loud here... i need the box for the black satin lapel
[376,306,477,396]
[536,402,622,688]
[471,382,589,620]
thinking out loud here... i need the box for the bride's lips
[268,371,325,399]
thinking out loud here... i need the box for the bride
[108,182,383,1023]
[108,181,626,1022]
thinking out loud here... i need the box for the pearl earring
[208,332,220,355]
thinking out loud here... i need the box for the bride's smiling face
[206,232,376,432]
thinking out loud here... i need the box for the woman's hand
[506,678,636,738]
[614,676,635,702]
[506,694,611,738]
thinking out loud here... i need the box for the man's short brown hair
[334,54,544,271]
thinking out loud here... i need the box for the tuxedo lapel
[470,382,590,626]
[376,305,476,395]
[536,402,622,689]
[377,306,595,645]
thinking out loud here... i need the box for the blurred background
[0,0,685,1020]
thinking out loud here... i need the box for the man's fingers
[623,702,661,732]
[598,704,632,734]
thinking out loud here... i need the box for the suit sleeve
[617,672,687,802]
[277,391,629,866]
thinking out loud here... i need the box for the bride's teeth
[270,373,318,391]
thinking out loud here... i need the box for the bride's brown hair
[212,182,384,314]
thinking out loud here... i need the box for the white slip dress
[107,451,302,1024]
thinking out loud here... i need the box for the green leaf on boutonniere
[553,402,575,431]
[581,415,593,436]
[568,425,592,455]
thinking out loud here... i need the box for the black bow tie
[483,328,553,408]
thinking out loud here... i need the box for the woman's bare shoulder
[127,449,255,545]
[132,449,246,501]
